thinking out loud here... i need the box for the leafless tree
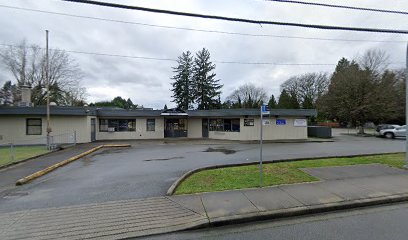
[0,40,86,106]
[226,83,267,108]
[280,72,329,108]
[358,49,390,78]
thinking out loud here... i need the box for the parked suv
[377,125,406,139]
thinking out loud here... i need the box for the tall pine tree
[192,48,222,110]
[277,89,299,109]
[268,94,277,109]
[171,51,194,110]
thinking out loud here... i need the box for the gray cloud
[0,0,407,109]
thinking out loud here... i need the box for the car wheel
[384,132,394,139]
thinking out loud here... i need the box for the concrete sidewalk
[1,164,408,239]
[169,164,408,225]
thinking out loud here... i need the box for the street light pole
[46,30,51,149]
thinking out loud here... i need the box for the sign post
[260,104,270,188]
[405,42,408,168]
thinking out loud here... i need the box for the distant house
[0,105,316,145]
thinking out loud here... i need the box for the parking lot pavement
[0,143,100,195]
[0,135,404,213]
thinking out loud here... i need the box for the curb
[0,150,57,171]
[166,152,404,195]
[207,193,408,227]
[0,143,82,171]
[15,144,131,185]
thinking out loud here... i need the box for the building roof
[0,106,317,118]
[0,106,97,116]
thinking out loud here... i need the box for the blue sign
[276,119,286,125]
[261,104,270,114]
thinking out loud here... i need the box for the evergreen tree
[277,89,299,109]
[268,94,277,109]
[91,96,138,110]
[0,81,14,105]
[171,51,194,110]
[192,48,223,110]
[163,104,168,110]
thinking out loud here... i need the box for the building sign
[294,119,307,127]
[244,119,254,126]
[276,119,286,125]
[262,119,271,125]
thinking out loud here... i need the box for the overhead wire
[61,0,408,34]
[0,43,334,66]
[0,43,404,67]
[0,4,406,43]
[264,0,408,16]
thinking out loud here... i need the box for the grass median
[175,153,405,195]
[0,146,49,167]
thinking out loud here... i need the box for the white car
[379,125,406,139]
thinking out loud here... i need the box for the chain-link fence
[0,131,76,167]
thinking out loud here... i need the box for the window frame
[26,118,42,135]
[99,119,136,132]
[146,119,156,131]
[209,118,240,132]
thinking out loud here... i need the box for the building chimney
[18,85,33,107]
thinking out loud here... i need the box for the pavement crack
[242,191,262,212]
[200,195,211,222]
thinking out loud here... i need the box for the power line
[0,5,406,44]
[264,0,408,15]
[0,43,334,66]
[61,0,408,34]
[1,43,404,67]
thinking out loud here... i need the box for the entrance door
[91,118,96,142]
[164,118,188,137]
[202,118,209,138]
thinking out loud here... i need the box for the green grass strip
[0,146,49,167]
[175,153,405,195]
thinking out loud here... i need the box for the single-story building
[0,106,316,145]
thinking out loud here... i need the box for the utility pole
[405,42,408,168]
[46,30,51,149]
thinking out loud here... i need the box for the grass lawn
[175,153,406,195]
[0,146,49,167]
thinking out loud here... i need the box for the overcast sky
[0,0,407,109]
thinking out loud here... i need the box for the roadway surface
[0,135,404,212]
[143,202,408,240]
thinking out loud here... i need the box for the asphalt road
[143,202,408,240]
[0,135,404,212]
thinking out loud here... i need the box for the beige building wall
[188,118,202,138]
[96,117,164,140]
[208,117,307,140]
[0,115,91,145]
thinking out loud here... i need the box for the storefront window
[209,118,240,132]
[99,119,136,132]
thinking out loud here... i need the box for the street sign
[261,104,270,115]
